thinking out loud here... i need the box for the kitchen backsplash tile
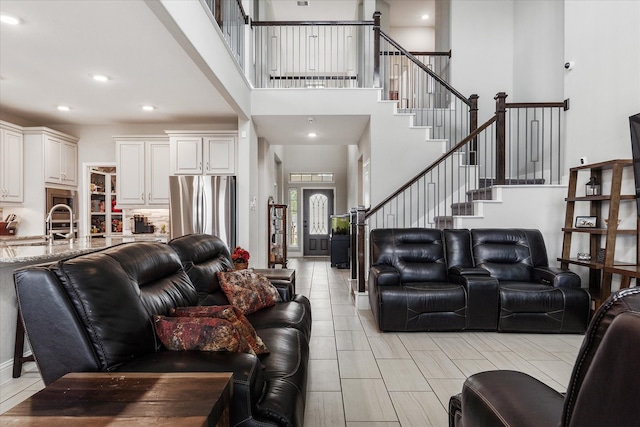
[122,208,169,235]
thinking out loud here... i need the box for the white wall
[434,0,451,52]
[347,144,363,209]
[388,27,435,52]
[449,0,515,121]
[513,0,564,101]
[256,138,284,265]
[564,0,640,165]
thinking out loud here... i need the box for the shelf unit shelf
[559,159,639,310]
[267,203,288,269]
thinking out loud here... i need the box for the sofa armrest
[448,266,490,279]
[453,274,499,330]
[532,266,581,288]
[369,265,401,287]
[460,370,564,427]
[271,282,293,301]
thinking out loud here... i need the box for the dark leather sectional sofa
[369,228,590,333]
[14,234,311,427]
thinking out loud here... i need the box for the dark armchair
[468,229,590,333]
[449,287,640,427]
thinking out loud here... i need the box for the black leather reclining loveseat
[14,234,311,427]
[368,228,590,333]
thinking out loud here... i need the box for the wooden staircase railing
[351,95,568,292]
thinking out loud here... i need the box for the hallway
[1,258,584,426]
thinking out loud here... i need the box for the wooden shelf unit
[558,159,639,308]
[268,203,288,268]
[89,168,123,237]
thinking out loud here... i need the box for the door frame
[301,186,336,256]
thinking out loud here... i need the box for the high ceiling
[0,0,434,144]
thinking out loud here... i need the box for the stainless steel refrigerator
[169,175,236,248]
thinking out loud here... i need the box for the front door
[303,189,334,256]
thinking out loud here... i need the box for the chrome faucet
[45,204,74,244]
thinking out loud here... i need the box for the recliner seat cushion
[376,282,467,331]
[499,282,590,333]
[247,295,312,339]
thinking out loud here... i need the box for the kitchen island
[0,236,167,383]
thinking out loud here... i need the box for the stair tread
[479,178,546,187]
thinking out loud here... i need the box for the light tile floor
[0,258,585,427]
[294,258,584,427]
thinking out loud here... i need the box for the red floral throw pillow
[217,270,281,315]
[154,315,254,354]
[170,305,269,354]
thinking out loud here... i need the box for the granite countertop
[0,235,47,242]
[0,235,169,264]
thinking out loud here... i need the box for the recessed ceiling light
[57,105,71,111]
[92,74,110,82]
[0,14,21,25]
[308,132,317,138]
[421,14,429,20]
[142,105,155,111]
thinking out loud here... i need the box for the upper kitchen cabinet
[167,131,236,175]
[115,136,170,207]
[0,121,24,204]
[24,127,78,187]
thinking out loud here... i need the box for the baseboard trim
[0,351,32,386]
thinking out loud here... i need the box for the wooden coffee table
[0,372,232,426]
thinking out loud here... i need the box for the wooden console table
[0,372,232,426]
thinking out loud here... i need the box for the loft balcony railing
[204,0,248,68]
[350,94,568,292]
[251,13,453,95]
[252,18,376,89]
[251,13,472,147]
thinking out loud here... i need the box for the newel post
[356,206,368,293]
[350,207,357,281]
[495,92,508,185]
[469,94,479,165]
[373,11,381,88]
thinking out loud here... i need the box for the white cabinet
[204,135,236,175]
[43,132,78,186]
[168,132,236,175]
[0,121,23,204]
[23,127,78,187]
[115,137,170,207]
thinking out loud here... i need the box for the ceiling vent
[297,1,309,6]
